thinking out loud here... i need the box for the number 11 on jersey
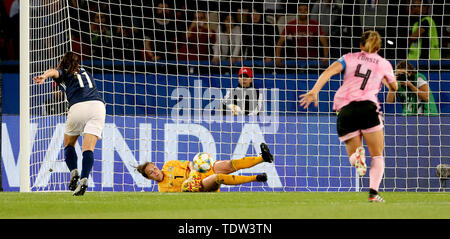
[76,72,93,88]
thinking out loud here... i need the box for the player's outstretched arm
[384,77,397,103]
[299,61,343,108]
[33,68,60,84]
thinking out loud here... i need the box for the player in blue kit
[33,52,106,196]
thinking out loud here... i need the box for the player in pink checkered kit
[299,31,398,202]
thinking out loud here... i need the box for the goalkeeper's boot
[354,146,367,176]
[68,169,80,191]
[72,178,88,196]
[260,143,273,163]
[368,194,385,203]
[256,173,268,182]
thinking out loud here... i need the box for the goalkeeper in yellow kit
[136,143,273,192]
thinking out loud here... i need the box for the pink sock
[369,156,385,191]
[349,152,357,166]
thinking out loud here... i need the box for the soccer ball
[231,104,243,115]
[226,104,243,115]
[192,152,214,173]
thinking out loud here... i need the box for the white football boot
[354,146,367,176]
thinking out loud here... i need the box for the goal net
[21,0,449,192]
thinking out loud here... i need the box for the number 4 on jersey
[355,64,372,90]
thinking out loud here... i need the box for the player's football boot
[260,143,273,163]
[72,178,88,196]
[354,146,367,176]
[68,169,80,191]
[256,173,267,182]
[368,194,385,203]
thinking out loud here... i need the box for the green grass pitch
[0,192,449,219]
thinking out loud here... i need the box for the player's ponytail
[360,30,381,53]
[57,51,80,75]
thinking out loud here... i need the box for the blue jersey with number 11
[54,67,104,108]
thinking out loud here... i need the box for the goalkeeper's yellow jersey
[157,160,191,192]
[157,160,216,192]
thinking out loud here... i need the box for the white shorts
[65,100,106,139]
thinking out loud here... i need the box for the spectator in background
[444,22,450,59]
[242,6,278,64]
[310,0,342,59]
[90,12,112,59]
[0,0,19,60]
[0,1,8,60]
[235,4,251,32]
[177,11,216,62]
[112,17,144,61]
[222,67,263,116]
[263,0,283,16]
[70,34,91,61]
[310,0,338,37]
[386,60,438,115]
[142,37,158,61]
[385,1,409,59]
[407,0,440,60]
[443,3,450,59]
[274,3,329,67]
[173,0,188,46]
[145,1,177,61]
[341,0,363,55]
[68,0,90,60]
[212,14,242,65]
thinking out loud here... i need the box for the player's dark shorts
[336,100,383,142]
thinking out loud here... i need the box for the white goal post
[19,0,30,192]
[17,0,449,193]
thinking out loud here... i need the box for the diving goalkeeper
[136,143,273,192]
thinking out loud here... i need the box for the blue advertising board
[2,114,446,192]
[1,71,447,191]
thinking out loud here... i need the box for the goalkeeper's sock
[231,156,263,170]
[64,145,78,171]
[216,174,257,185]
[369,156,385,191]
[80,150,94,179]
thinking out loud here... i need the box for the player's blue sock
[80,150,94,179]
[64,145,77,171]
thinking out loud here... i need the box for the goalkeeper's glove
[182,171,202,192]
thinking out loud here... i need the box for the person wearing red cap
[212,14,242,65]
[238,67,253,86]
[222,67,263,116]
[274,3,329,66]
